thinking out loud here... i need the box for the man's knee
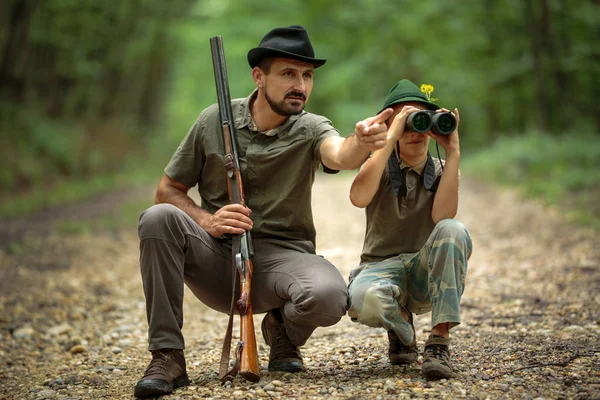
[290,275,348,326]
[313,278,348,321]
[138,203,182,239]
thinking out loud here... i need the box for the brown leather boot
[261,309,304,372]
[134,349,190,398]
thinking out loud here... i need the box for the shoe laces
[424,344,450,362]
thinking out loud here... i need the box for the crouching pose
[133,25,393,399]
[347,79,472,379]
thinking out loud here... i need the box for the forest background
[1,0,599,228]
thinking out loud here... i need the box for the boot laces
[271,324,301,360]
[143,351,173,377]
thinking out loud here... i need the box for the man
[133,25,392,398]
[346,79,472,379]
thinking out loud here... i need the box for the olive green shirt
[360,156,453,263]
[165,90,340,245]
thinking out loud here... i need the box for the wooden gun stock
[210,35,260,383]
[237,257,259,382]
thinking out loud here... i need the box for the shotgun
[210,35,260,384]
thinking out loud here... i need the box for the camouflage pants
[347,219,472,345]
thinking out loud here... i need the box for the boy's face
[389,102,431,160]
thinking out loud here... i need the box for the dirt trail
[0,174,598,400]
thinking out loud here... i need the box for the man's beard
[265,86,306,116]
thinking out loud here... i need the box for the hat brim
[248,47,327,68]
[379,96,439,114]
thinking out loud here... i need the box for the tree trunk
[525,0,548,133]
[0,0,39,103]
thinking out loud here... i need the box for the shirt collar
[235,89,303,138]
[399,156,428,176]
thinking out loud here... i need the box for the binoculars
[406,110,456,135]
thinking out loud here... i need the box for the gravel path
[0,174,598,400]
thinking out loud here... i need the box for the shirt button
[253,189,260,195]
[407,184,413,190]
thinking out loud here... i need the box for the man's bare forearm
[337,134,371,170]
[155,175,212,229]
[322,134,371,171]
[321,110,392,171]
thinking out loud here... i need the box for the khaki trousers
[138,203,348,351]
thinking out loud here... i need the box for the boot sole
[390,353,418,365]
[422,364,453,379]
[134,374,190,398]
[268,360,305,373]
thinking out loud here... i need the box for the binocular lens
[438,115,454,132]
[406,111,432,133]
[412,113,431,132]
[431,112,457,135]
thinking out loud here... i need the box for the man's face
[390,102,431,159]
[258,58,314,116]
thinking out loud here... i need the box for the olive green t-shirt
[164,90,340,245]
[360,156,453,263]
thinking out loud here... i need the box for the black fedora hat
[247,25,326,68]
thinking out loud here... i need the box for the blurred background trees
[1,0,598,222]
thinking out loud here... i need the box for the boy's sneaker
[387,311,418,365]
[422,335,453,379]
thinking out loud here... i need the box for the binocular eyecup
[405,110,456,136]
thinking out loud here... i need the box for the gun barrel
[210,34,259,384]
[210,36,240,166]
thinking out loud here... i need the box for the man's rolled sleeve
[164,113,207,188]
[313,117,341,174]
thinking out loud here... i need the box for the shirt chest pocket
[265,134,311,154]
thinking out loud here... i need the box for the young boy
[347,79,472,379]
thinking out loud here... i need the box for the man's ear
[252,67,264,88]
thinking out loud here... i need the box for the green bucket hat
[380,79,439,113]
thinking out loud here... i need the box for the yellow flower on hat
[420,84,438,102]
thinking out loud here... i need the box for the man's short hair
[257,58,273,74]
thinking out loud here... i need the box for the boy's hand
[428,108,460,155]
[355,108,393,151]
[387,105,422,141]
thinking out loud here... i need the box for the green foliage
[164,0,599,144]
[462,132,600,229]
[1,0,599,224]
[0,0,192,193]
